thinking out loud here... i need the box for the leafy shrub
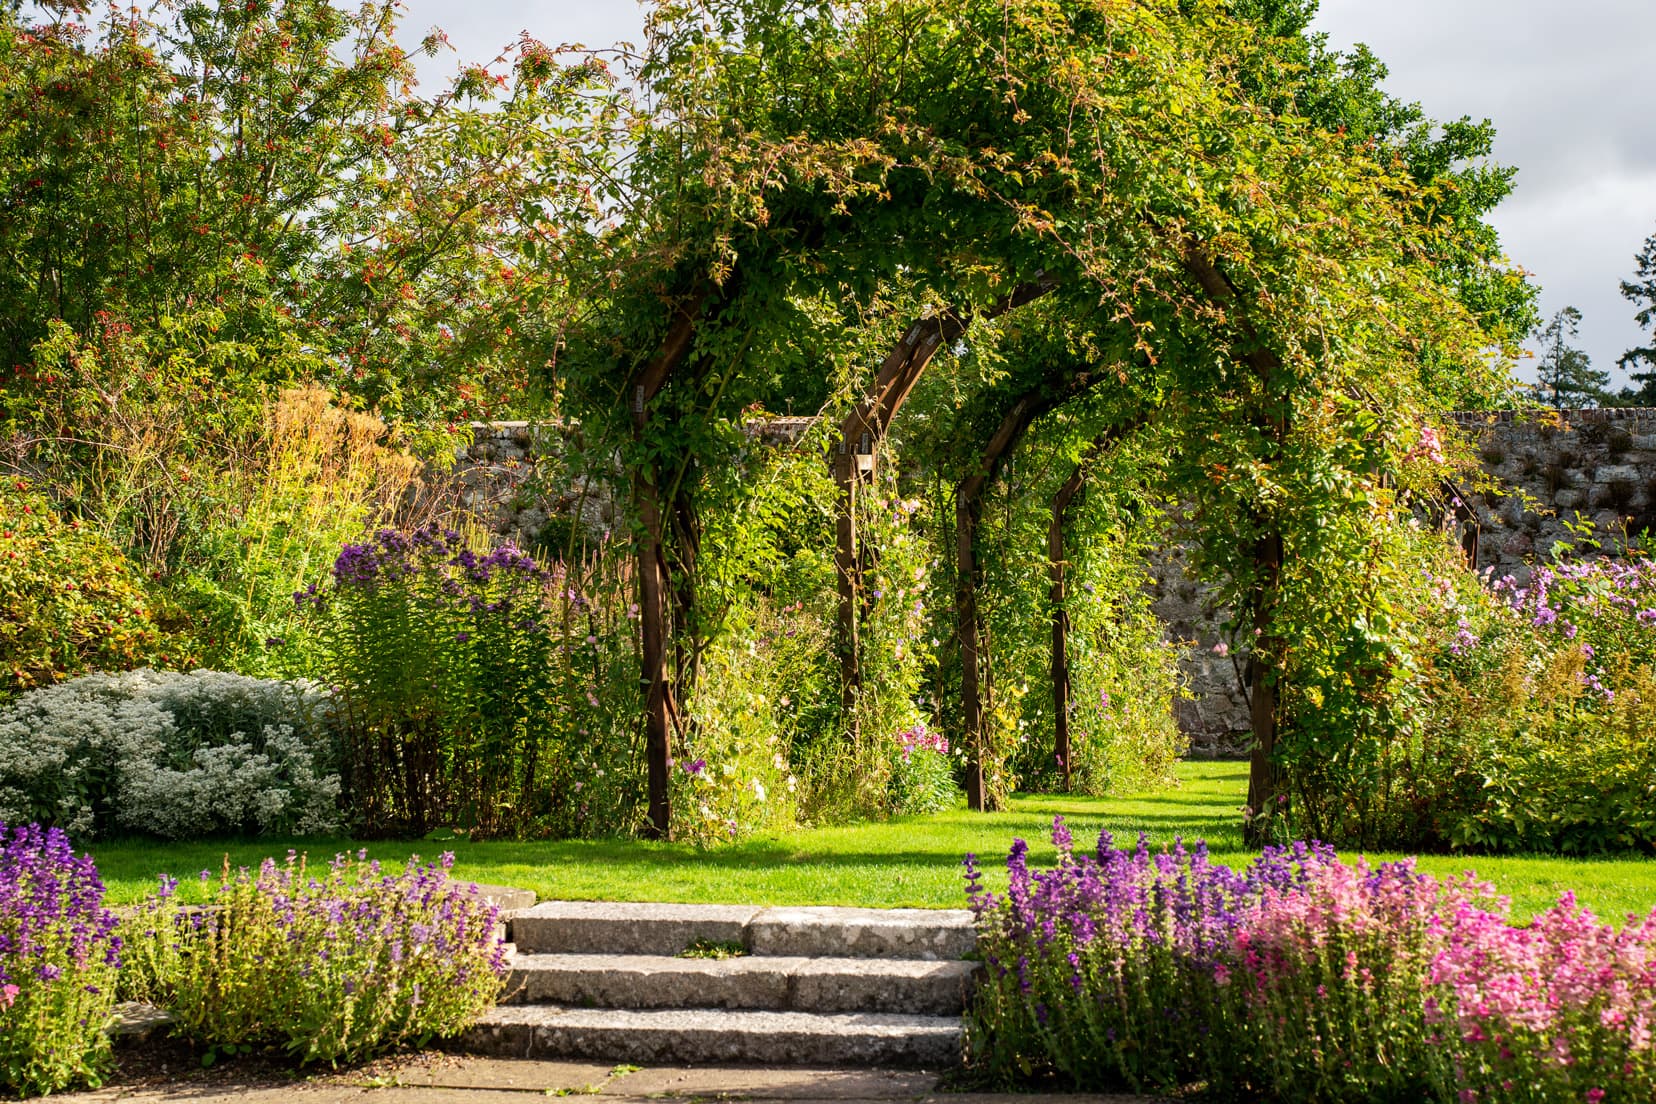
[1266,520,1656,853]
[307,526,640,838]
[1008,504,1187,797]
[120,851,506,1065]
[0,669,340,840]
[965,435,1187,802]
[889,721,956,816]
[1435,558,1656,852]
[967,821,1656,1102]
[0,478,184,700]
[10,319,445,679]
[673,597,811,843]
[0,823,121,1098]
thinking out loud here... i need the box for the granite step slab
[508,902,976,960]
[748,907,976,961]
[504,952,979,1014]
[459,1005,962,1068]
[508,902,763,955]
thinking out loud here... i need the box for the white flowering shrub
[0,670,340,840]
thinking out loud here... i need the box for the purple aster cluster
[298,525,547,603]
[0,823,121,1096]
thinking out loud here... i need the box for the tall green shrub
[308,526,641,838]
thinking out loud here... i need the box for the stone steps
[456,900,980,1069]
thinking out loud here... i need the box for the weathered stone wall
[1450,408,1656,582]
[455,409,1656,755]
[454,422,621,549]
[1155,408,1656,754]
[1147,555,1247,756]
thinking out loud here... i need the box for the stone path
[57,1054,1170,1102]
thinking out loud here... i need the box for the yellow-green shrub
[0,480,187,700]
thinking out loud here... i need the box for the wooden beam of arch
[833,274,1059,715]
[629,284,719,841]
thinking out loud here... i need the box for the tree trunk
[1244,528,1284,843]
[630,293,708,841]
[834,444,864,715]
[955,377,1110,811]
[835,317,958,715]
[958,489,988,810]
[635,469,674,839]
[1049,463,1087,792]
[1178,243,1291,847]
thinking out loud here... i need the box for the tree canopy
[0,0,620,421]
[0,0,1538,841]
[531,0,1527,834]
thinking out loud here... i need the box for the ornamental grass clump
[125,850,506,1065]
[967,819,1656,1103]
[0,823,121,1098]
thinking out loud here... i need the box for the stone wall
[1158,408,1656,754]
[454,409,1656,755]
[1450,408,1656,582]
[454,422,621,549]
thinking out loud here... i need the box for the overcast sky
[404,0,1656,388]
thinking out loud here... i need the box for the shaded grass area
[89,761,1656,922]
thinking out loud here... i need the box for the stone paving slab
[463,1005,962,1068]
[505,952,808,1009]
[468,884,537,916]
[747,908,976,962]
[111,1002,175,1041]
[351,1058,617,1092]
[68,1085,365,1102]
[504,952,979,1014]
[510,902,764,955]
[54,1057,1170,1103]
[598,1066,937,1098]
[508,903,976,960]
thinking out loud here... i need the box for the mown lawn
[89,761,1656,922]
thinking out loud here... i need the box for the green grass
[88,761,1656,922]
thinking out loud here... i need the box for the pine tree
[1536,307,1610,407]
[1617,232,1656,405]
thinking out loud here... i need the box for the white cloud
[1315,0,1656,385]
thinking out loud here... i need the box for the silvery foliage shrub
[0,670,340,840]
